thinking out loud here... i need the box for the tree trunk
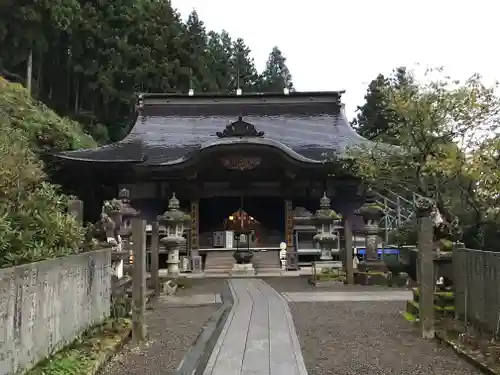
[26,48,33,94]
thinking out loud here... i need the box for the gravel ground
[99,298,221,375]
[290,301,481,375]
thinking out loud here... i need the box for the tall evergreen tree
[258,46,294,92]
[185,10,214,92]
[352,67,415,144]
[206,30,233,92]
[0,2,297,143]
[230,38,259,93]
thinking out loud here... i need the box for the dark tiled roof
[52,92,372,165]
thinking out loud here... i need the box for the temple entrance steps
[204,251,234,272]
[203,250,281,273]
[252,250,281,269]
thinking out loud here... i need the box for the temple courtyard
[98,277,481,375]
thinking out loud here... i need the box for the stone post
[285,200,294,251]
[313,193,341,262]
[158,193,191,278]
[344,217,354,284]
[132,217,147,343]
[150,221,160,295]
[68,199,84,225]
[415,196,435,339]
[284,200,298,270]
[190,200,199,258]
[117,188,138,278]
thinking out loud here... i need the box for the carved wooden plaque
[220,156,261,171]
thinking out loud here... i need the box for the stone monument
[279,241,287,270]
[158,193,191,277]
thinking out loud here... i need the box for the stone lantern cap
[119,188,139,218]
[355,187,385,220]
[158,193,191,225]
[102,188,139,218]
[313,192,342,223]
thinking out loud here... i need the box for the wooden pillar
[344,217,354,284]
[67,199,84,225]
[284,200,293,250]
[150,221,160,295]
[190,199,199,257]
[132,218,147,343]
[416,200,435,339]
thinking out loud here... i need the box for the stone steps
[205,252,235,272]
[252,250,280,269]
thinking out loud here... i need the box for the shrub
[0,78,94,267]
[0,77,96,151]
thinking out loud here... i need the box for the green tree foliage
[0,77,88,267]
[230,38,259,92]
[350,67,500,250]
[352,67,416,144]
[0,2,293,142]
[258,46,294,92]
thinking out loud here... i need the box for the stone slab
[202,279,308,375]
[158,293,222,305]
[180,268,313,278]
[230,263,256,276]
[281,290,413,302]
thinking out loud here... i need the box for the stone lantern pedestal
[313,193,343,271]
[162,236,186,277]
[158,193,191,278]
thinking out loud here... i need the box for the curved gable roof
[51,91,372,165]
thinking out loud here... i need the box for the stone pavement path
[202,278,308,375]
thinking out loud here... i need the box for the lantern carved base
[314,234,337,261]
[162,236,185,278]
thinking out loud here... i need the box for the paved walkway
[202,279,308,375]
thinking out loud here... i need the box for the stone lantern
[158,193,191,277]
[117,188,139,250]
[101,188,138,279]
[355,187,386,270]
[313,193,342,261]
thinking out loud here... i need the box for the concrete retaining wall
[0,249,112,375]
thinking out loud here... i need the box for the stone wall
[0,249,112,375]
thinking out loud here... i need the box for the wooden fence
[453,247,500,333]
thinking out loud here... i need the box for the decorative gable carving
[216,117,264,138]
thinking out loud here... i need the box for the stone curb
[435,331,499,375]
[87,325,132,375]
[172,280,235,375]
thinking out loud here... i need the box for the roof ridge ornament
[216,116,264,138]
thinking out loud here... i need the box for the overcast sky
[172,0,499,120]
